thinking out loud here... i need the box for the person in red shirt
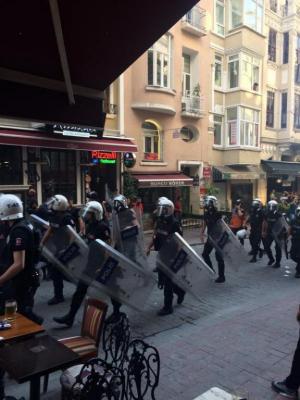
[229,199,246,244]
[174,196,182,222]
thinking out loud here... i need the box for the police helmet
[252,198,262,209]
[157,197,174,218]
[204,195,218,210]
[82,201,103,221]
[296,206,300,219]
[113,195,128,212]
[47,194,68,212]
[268,200,278,212]
[0,194,23,221]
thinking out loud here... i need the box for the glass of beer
[5,299,17,321]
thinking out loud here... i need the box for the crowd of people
[0,190,298,399]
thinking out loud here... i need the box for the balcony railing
[181,6,207,36]
[181,95,205,117]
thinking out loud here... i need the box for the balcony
[181,6,207,37]
[181,95,205,118]
[269,0,277,12]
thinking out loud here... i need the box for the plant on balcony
[205,182,220,196]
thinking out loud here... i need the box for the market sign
[91,151,117,165]
[202,167,212,179]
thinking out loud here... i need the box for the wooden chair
[44,298,108,393]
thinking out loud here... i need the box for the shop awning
[0,0,198,128]
[0,129,137,153]
[132,172,193,188]
[213,165,263,181]
[261,160,300,176]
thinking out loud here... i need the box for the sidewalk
[5,229,300,399]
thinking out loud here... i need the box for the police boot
[53,313,74,327]
[157,307,173,316]
[249,256,257,263]
[259,248,264,258]
[267,258,275,266]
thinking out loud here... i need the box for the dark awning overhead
[132,172,193,188]
[261,160,300,176]
[213,165,263,181]
[0,0,198,128]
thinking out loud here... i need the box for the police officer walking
[41,194,75,305]
[0,194,42,323]
[247,198,264,263]
[147,197,185,316]
[289,205,300,278]
[262,200,282,268]
[53,201,111,326]
[200,196,226,283]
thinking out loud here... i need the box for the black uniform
[202,209,225,279]
[263,210,282,266]
[1,219,40,320]
[48,212,75,300]
[155,215,185,312]
[290,219,300,275]
[54,219,110,324]
[249,207,264,259]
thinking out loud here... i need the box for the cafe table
[0,334,81,400]
[0,313,45,343]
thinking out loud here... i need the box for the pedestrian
[289,205,300,278]
[53,201,110,326]
[262,200,282,268]
[272,304,300,398]
[0,194,42,324]
[147,197,185,316]
[247,198,264,263]
[68,198,85,235]
[200,195,226,283]
[41,194,75,305]
[229,199,246,245]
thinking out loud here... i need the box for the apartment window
[0,146,22,185]
[240,107,259,147]
[215,0,225,35]
[283,32,289,64]
[295,34,300,85]
[241,54,260,91]
[244,0,263,33]
[266,91,275,128]
[182,54,191,96]
[227,107,238,145]
[228,55,239,89]
[214,115,223,145]
[230,0,242,29]
[142,120,162,161]
[270,0,277,12]
[294,94,300,129]
[214,55,223,87]
[268,29,277,62]
[148,34,171,88]
[281,92,287,128]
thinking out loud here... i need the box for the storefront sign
[91,151,117,165]
[124,152,136,168]
[202,167,212,179]
[144,180,189,187]
[48,124,101,138]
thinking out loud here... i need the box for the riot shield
[156,232,215,301]
[272,215,290,256]
[112,208,150,272]
[29,214,49,230]
[208,219,248,271]
[42,226,155,311]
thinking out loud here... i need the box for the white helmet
[0,194,23,221]
[204,195,218,210]
[268,200,278,212]
[47,194,68,212]
[252,198,262,209]
[296,206,300,219]
[157,197,174,218]
[113,195,128,212]
[237,228,248,240]
[82,201,103,221]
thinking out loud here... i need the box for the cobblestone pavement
[5,228,300,399]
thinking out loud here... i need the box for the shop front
[0,128,137,207]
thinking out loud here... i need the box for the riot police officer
[53,201,111,326]
[0,194,42,323]
[200,196,226,283]
[41,194,75,305]
[248,198,264,263]
[262,200,282,268]
[289,205,300,278]
[147,197,185,316]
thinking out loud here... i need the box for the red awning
[132,173,193,188]
[0,129,137,153]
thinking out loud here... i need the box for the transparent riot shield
[156,232,215,301]
[272,215,290,255]
[112,208,150,272]
[29,214,49,231]
[208,219,248,271]
[42,226,155,311]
